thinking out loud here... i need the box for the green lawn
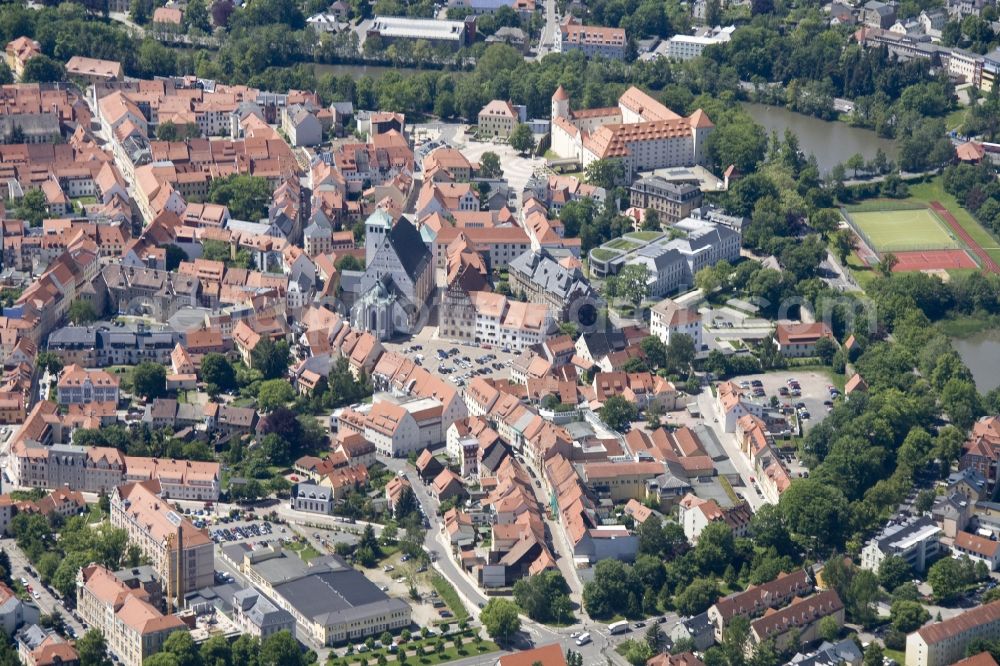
[849,208,959,252]
[719,476,740,504]
[945,106,968,133]
[605,238,641,251]
[936,313,1000,337]
[884,648,905,665]
[87,504,105,523]
[845,200,926,213]
[430,573,470,622]
[626,230,662,242]
[286,540,322,561]
[590,248,620,262]
[908,178,1000,264]
[328,634,498,666]
[946,267,981,280]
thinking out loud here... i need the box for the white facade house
[650,297,703,348]
[56,365,120,405]
[445,422,481,478]
[363,401,421,458]
[906,602,1000,666]
[341,394,444,458]
[860,516,942,573]
[468,291,553,351]
[678,493,752,543]
[282,105,323,147]
[952,530,1000,570]
[231,589,296,640]
[666,25,736,60]
[716,381,766,432]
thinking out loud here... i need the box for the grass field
[908,178,1000,265]
[850,207,959,252]
[846,200,926,213]
[431,573,470,622]
[846,251,877,287]
[626,230,662,241]
[605,238,641,251]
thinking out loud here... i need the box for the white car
[31,592,39,600]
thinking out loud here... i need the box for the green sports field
[848,207,959,252]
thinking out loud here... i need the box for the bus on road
[608,620,628,635]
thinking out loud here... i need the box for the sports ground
[847,207,959,252]
[841,192,1000,274]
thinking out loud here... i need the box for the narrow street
[695,389,768,511]
[534,0,558,60]
[1,538,87,637]
[515,452,584,607]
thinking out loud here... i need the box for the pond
[952,329,1000,392]
[741,102,899,174]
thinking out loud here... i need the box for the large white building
[650,297,703,348]
[666,25,736,60]
[338,393,445,457]
[588,219,740,298]
[367,15,476,47]
[550,85,713,176]
[860,516,942,573]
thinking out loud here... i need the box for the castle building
[549,85,714,178]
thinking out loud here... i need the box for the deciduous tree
[599,395,637,432]
[480,598,521,646]
[508,123,535,155]
[479,151,502,179]
[132,362,166,400]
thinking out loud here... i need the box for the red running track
[889,249,978,272]
[930,201,1000,273]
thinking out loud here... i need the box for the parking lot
[383,325,522,385]
[404,344,513,389]
[208,519,278,545]
[736,370,840,435]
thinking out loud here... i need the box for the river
[952,330,1000,392]
[741,102,898,174]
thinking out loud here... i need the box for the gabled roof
[387,216,430,282]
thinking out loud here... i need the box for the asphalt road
[820,249,861,293]
[1,537,86,637]
[534,0,559,60]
